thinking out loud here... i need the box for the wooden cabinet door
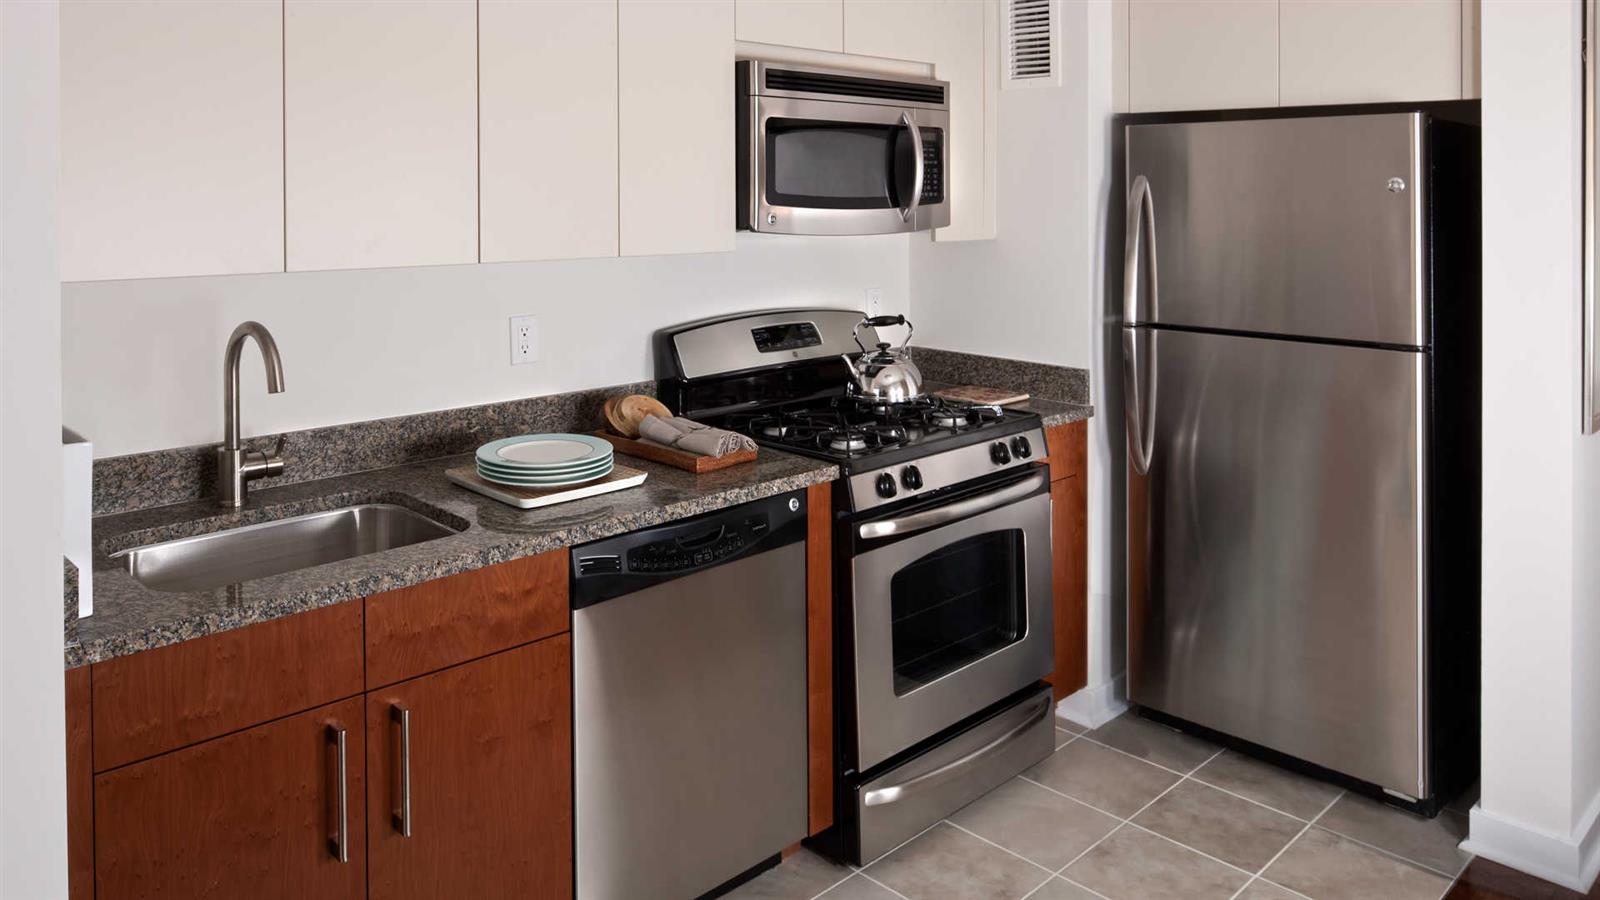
[1278,0,1462,106]
[284,0,477,271]
[366,636,572,900]
[60,0,283,281]
[843,0,995,241]
[618,0,735,257]
[1128,0,1278,112]
[94,698,366,900]
[480,0,619,263]
[737,0,844,51]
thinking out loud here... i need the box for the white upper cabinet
[285,0,477,272]
[1279,1,1462,106]
[843,0,995,242]
[480,0,619,263]
[619,0,735,257]
[60,0,284,282]
[737,0,844,52]
[1129,0,1278,112]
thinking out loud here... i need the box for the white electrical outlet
[865,287,884,317]
[509,316,538,365]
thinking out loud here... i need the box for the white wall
[1466,1,1600,891]
[63,234,910,458]
[911,0,1123,723]
[0,1,68,896]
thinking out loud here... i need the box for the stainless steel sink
[113,503,461,593]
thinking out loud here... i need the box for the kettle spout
[840,353,861,379]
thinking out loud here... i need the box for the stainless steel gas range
[656,308,1056,864]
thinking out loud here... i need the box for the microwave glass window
[766,119,937,210]
[888,530,1026,695]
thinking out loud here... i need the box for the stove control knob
[901,465,923,490]
[875,472,898,499]
[1011,435,1032,459]
[990,441,1012,465]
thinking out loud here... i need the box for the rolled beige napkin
[638,415,757,458]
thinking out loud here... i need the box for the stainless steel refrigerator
[1120,107,1479,814]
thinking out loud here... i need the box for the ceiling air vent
[1004,0,1060,89]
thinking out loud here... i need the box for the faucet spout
[218,321,287,507]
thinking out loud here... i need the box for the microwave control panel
[919,131,945,205]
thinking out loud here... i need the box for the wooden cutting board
[446,462,647,509]
[931,385,1030,406]
[592,432,757,473]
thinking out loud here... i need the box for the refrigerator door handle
[1124,175,1158,475]
[1123,327,1156,475]
[1124,175,1157,325]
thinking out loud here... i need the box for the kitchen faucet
[216,321,285,508]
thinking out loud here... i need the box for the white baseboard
[1055,673,1128,731]
[1461,788,1600,893]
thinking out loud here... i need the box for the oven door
[750,95,950,235]
[849,469,1053,771]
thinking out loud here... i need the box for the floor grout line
[1227,789,1348,900]
[942,819,1060,876]
[1298,822,1466,882]
[803,869,861,900]
[853,868,915,900]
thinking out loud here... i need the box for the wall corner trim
[1461,789,1600,894]
[1055,672,1128,731]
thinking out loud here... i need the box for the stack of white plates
[475,434,614,487]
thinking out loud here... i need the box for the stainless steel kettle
[841,314,923,404]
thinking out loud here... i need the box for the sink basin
[113,503,461,593]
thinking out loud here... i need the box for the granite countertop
[1009,395,1094,429]
[69,449,837,669]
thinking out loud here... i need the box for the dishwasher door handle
[861,691,1050,808]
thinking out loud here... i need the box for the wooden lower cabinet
[1046,421,1089,701]
[365,635,573,900]
[93,697,367,900]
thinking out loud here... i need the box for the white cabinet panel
[480,0,618,263]
[1129,0,1277,112]
[285,0,477,271]
[1280,0,1461,105]
[60,0,283,282]
[843,0,995,241]
[737,0,843,51]
[619,0,735,257]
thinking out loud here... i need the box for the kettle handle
[853,315,914,353]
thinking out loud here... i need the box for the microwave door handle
[900,111,925,223]
[858,471,1045,540]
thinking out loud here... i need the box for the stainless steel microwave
[737,61,951,235]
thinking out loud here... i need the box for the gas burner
[828,432,867,452]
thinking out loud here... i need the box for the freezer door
[1125,113,1427,347]
[1126,328,1428,797]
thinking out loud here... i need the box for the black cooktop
[708,394,1042,473]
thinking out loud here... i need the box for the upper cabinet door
[480,1,618,263]
[843,0,994,242]
[619,0,735,257]
[737,0,844,52]
[1279,0,1462,106]
[1128,0,1278,112]
[60,0,284,282]
[285,0,477,272]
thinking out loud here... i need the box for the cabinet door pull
[328,724,349,862]
[391,704,413,837]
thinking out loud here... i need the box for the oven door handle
[858,471,1046,541]
[862,690,1050,807]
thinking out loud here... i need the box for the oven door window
[765,119,923,210]
[889,529,1027,695]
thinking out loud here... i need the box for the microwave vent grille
[764,68,945,106]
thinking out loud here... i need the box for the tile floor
[728,711,1474,900]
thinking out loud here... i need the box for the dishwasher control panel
[627,515,768,573]
[569,489,808,608]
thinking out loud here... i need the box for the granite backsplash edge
[92,380,656,516]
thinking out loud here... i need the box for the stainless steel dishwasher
[570,490,810,900]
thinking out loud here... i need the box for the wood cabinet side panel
[65,666,93,900]
[806,481,834,835]
[365,637,573,900]
[91,601,364,772]
[1046,420,1088,482]
[1051,474,1088,700]
[364,550,568,689]
[93,698,367,900]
